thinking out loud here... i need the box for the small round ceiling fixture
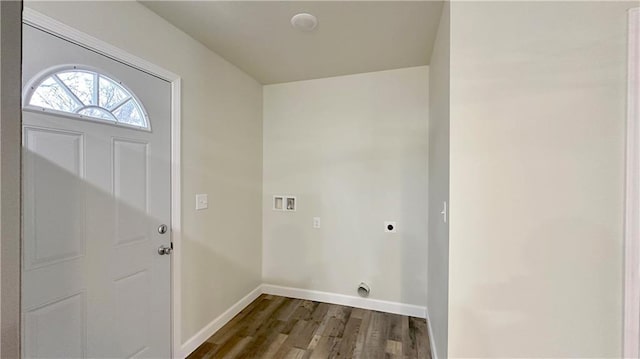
[291,13,318,32]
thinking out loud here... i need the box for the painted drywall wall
[427,3,449,359]
[263,67,429,306]
[24,0,263,347]
[448,1,635,356]
[0,1,22,357]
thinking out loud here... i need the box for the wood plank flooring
[187,294,432,359]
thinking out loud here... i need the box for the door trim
[625,7,640,358]
[21,8,183,358]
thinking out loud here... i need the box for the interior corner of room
[1,0,638,358]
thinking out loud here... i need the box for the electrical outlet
[384,221,397,233]
[313,217,321,228]
[195,194,208,210]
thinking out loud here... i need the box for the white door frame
[21,8,183,358]
[625,7,640,359]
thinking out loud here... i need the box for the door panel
[113,138,149,246]
[114,270,151,358]
[23,127,85,270]
[22,25,172,358]
[24,292,86,359]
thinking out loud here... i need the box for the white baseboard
[425,308,438,359]
[262,284,426,318]
[178,285,262,358]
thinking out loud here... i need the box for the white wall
[263,67,429,306]
[0,1,22,357]
[24,0,264,347]
[427,3,449,359]
[448,1,635,357]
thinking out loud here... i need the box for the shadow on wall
[181,235,259,340]
[24,138,262,353]
[399,127,429,308]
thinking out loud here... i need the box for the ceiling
[140,1,444,84]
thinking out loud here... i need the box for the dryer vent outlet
[357,282,370,298]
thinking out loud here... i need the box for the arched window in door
[24,66,149,129]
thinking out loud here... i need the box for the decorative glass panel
[26,67,149,129]
[113,100,144,127]
[30,77,80,112]
[78,107,115,121]
[57,71,95,105]
[98,76,128,110]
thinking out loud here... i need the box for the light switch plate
[313,217,321,228]
[195,194,208,210]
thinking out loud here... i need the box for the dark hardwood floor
[187,294,432,359]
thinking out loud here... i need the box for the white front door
[21,25,172,358]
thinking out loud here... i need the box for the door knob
[157,245,172,255]
[158,224,168,234]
